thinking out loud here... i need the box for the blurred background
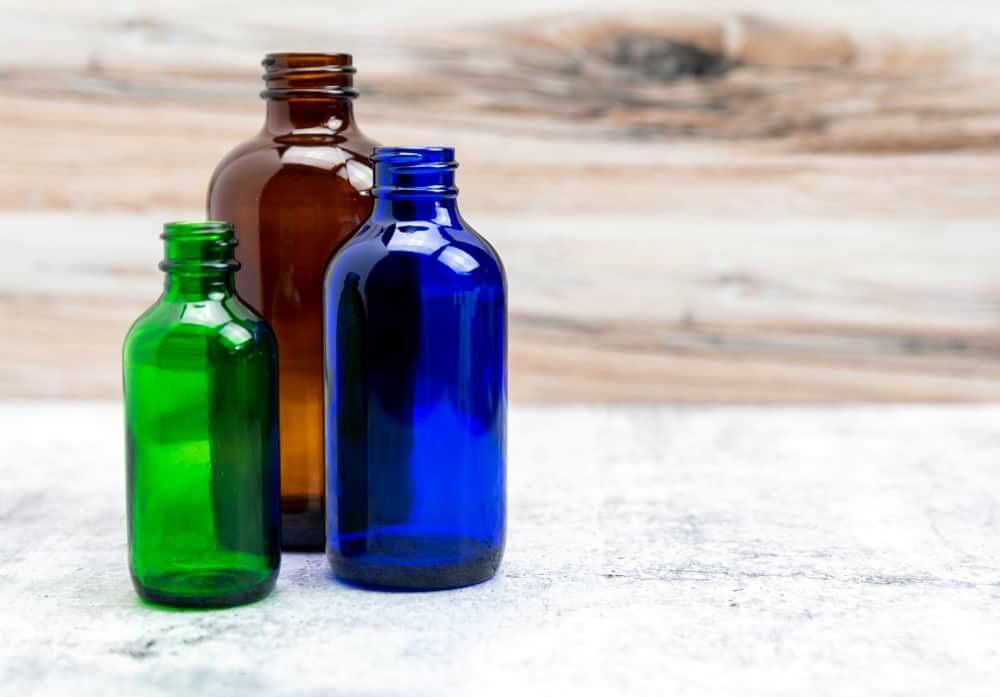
[4,0,1000,403]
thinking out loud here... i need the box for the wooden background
[4,0,1000,402]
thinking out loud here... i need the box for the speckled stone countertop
[1,402,999,696]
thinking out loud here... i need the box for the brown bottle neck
[261,52,358,134]
[264,97,356,134]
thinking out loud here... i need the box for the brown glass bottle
[207,53,378,549]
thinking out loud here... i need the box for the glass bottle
[323,147,507,590]
[207,52,378,549]
[123,221,280,608]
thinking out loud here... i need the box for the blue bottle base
[328,533,502,590]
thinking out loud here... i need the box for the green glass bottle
[123,221,280,608]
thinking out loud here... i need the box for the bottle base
[133,567,278,609]
[281,498,325,550]
[328,533,502,590]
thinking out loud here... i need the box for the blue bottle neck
[372,198,461,225]
[370,147,462,225]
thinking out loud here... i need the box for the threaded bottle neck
[261,53,357,132]
[261,52,358,99]
[160,221,238,300]
[371,147,460,223]
[372,147,458,199]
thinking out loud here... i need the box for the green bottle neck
[159,221,239,302]
[162,272,236,302]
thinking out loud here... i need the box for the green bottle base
[132,567,278,609]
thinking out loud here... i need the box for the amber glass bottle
[208,53,378,549]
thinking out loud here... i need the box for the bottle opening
[261,52,358,99]
[372,147,459,199]
[160,221,239,272]
[161,221,234,239]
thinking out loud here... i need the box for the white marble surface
[1,402,999,696]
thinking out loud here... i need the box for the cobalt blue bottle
[323,147,506,590]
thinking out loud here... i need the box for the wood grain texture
[7,212,1000,402]
[3,1,1000,401]
[4,402,1000,695]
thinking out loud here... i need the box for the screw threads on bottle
[261,53,359,100]
[372,147,459,199]
[159,221,239,273]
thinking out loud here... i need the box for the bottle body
[323,148,506,589]
[124,222,280,608]
[207,53,378,549]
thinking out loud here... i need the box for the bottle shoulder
[124,297,275,360]
[209,131,379,205]
[458,216,506,276]
[212,128,378,174]
[327,219,505,291]
[208,135,279,191]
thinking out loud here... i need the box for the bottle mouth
[261,52,358,99]
[161,221,234,239]
[372,147,459,199]
[372,147,458,168]
[160,221,239,272]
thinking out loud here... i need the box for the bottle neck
[264,98,355,134]
[163,272,236,302]
[370,147,462,225]
[261,52,358,134]
[373,198,461,225]
[159,221,239,302]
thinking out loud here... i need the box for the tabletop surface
[1,402,998,696]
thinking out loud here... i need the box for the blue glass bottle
[323,147,506,590]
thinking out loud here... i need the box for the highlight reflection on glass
[323,147,507,590]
